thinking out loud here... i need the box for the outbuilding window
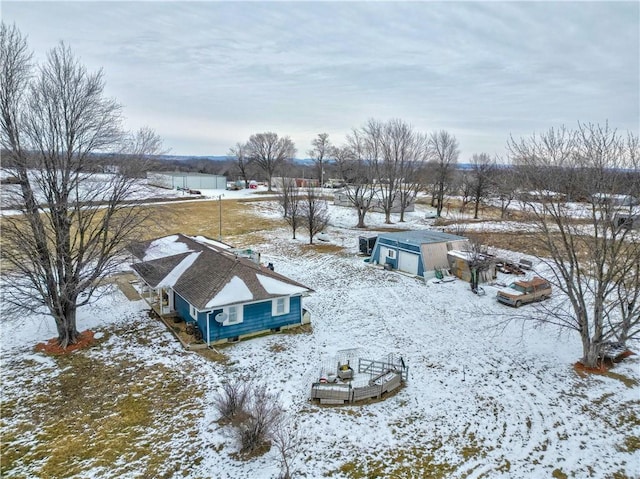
[189,304,197,319]
[387,250,396,259]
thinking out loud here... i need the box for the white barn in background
[147,172,227,190]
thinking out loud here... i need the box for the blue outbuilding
[369,230,468,278]
[130,234,313,345]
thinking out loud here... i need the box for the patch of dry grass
[301,242,345,255]
[1,320,206,479]
[331,443,456,479]
[137,198,283,243]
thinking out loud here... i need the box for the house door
[161,288,171,315]
[398,251,419,275]
[379,246,396,267]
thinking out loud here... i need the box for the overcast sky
[3,1,638,160]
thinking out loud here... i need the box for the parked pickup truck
[497,277,552,307]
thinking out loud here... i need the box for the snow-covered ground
[1,195,639,478]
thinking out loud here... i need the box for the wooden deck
[310,355,407,405]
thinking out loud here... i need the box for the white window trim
[222,304,243,326]
[272,297,290,316]
[189,304,198,319]
[387,249,396,259]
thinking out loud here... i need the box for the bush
[237,387,283,454]
[212,381,251,422]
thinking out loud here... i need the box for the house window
[272,297,290,316]
[387,249,396,259]
[223,305,243,326]
[189,304,197,319]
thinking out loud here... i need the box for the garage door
[398,251,419,275]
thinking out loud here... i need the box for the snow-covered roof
[189,235,232,250]
[130,233,312,311]
[143,235,192,261]
[257,274,310,296]
[447,250,473,261]
[156,252,201,288]
[205,276,254,309]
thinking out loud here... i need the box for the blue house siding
[206,295,302,342]
[173,291,303,343]
[174,291,194,323]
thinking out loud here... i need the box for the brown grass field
[136,198,285,246]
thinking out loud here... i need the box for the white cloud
[3,1,638,159]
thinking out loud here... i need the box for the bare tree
[245,132,296,191]
[455,171,474,214]
[492,165,520,219]
[429,130,460,217]
[237,386,283,454]
[350,119,426,224]
[0,25,164,347]
[397,130,429,222]
[508,122,640,368]
[278,177,303,239]
[301,186,329,244]
[464,235,494,294]
[271,419,301,479]
[308,132,332,188]
[228,142,252,188]
[374,119,406,224]
[334,137,377,228]
[469,153,496,219]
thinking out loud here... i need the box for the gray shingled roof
[130,234,313,311]
[131,252,192,288]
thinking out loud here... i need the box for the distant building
[271,177,320,189]
[147,172,226,190]
[591,193,638,207]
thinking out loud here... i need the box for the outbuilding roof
[377,230,466,245]
[130,234,312,311]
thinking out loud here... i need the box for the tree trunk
[470,268,478,292]
[356,209,366,228]
[385,211,392,224]
[581,340,602,369]
[55,301,80,348]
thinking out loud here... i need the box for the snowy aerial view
[1,2,638,479]
[2,186,639,478]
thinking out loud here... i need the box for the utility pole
[216,194,224,240]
